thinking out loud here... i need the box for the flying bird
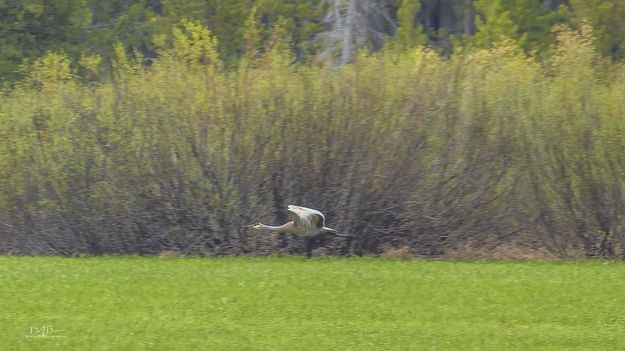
[247,205,351,257]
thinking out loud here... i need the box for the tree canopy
[1,0,624,81]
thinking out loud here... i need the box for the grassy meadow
[1,256,624,350]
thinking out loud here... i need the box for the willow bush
[1,22,624,257]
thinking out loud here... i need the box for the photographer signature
[26,325,65,339]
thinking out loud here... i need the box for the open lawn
[1,256,624,350]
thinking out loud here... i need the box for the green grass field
[1,257,624,350]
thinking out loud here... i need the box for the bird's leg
[305,236,316,258]
[279,233,288,251]
[316,232,328,248]
[342,235,354,256]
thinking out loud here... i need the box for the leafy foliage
[2,22,625,257]
[2,1,625,81]
[0,0,90,80]
[568,0,625,59]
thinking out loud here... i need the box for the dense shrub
[1,23,625,257]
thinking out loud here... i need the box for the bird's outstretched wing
[287,205,325,229]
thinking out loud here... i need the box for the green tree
[568,0,625,59]
[0,0,90,81]
[157,0,323,61]
[468,0,524,49]
[389,0,426,51]
[505,0,566,54]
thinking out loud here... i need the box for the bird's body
[250,205,339,237]
[248,205,351,257]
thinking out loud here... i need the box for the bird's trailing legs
[305,231,353,258]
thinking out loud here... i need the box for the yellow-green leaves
[3,25,625,257]
[19,51,73,90]
[171,19,220,67]
[390,0,426,51]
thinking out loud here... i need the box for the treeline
[2,0,625,81]
[1,21,625,257]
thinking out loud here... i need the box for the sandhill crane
[247,205,351,257]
